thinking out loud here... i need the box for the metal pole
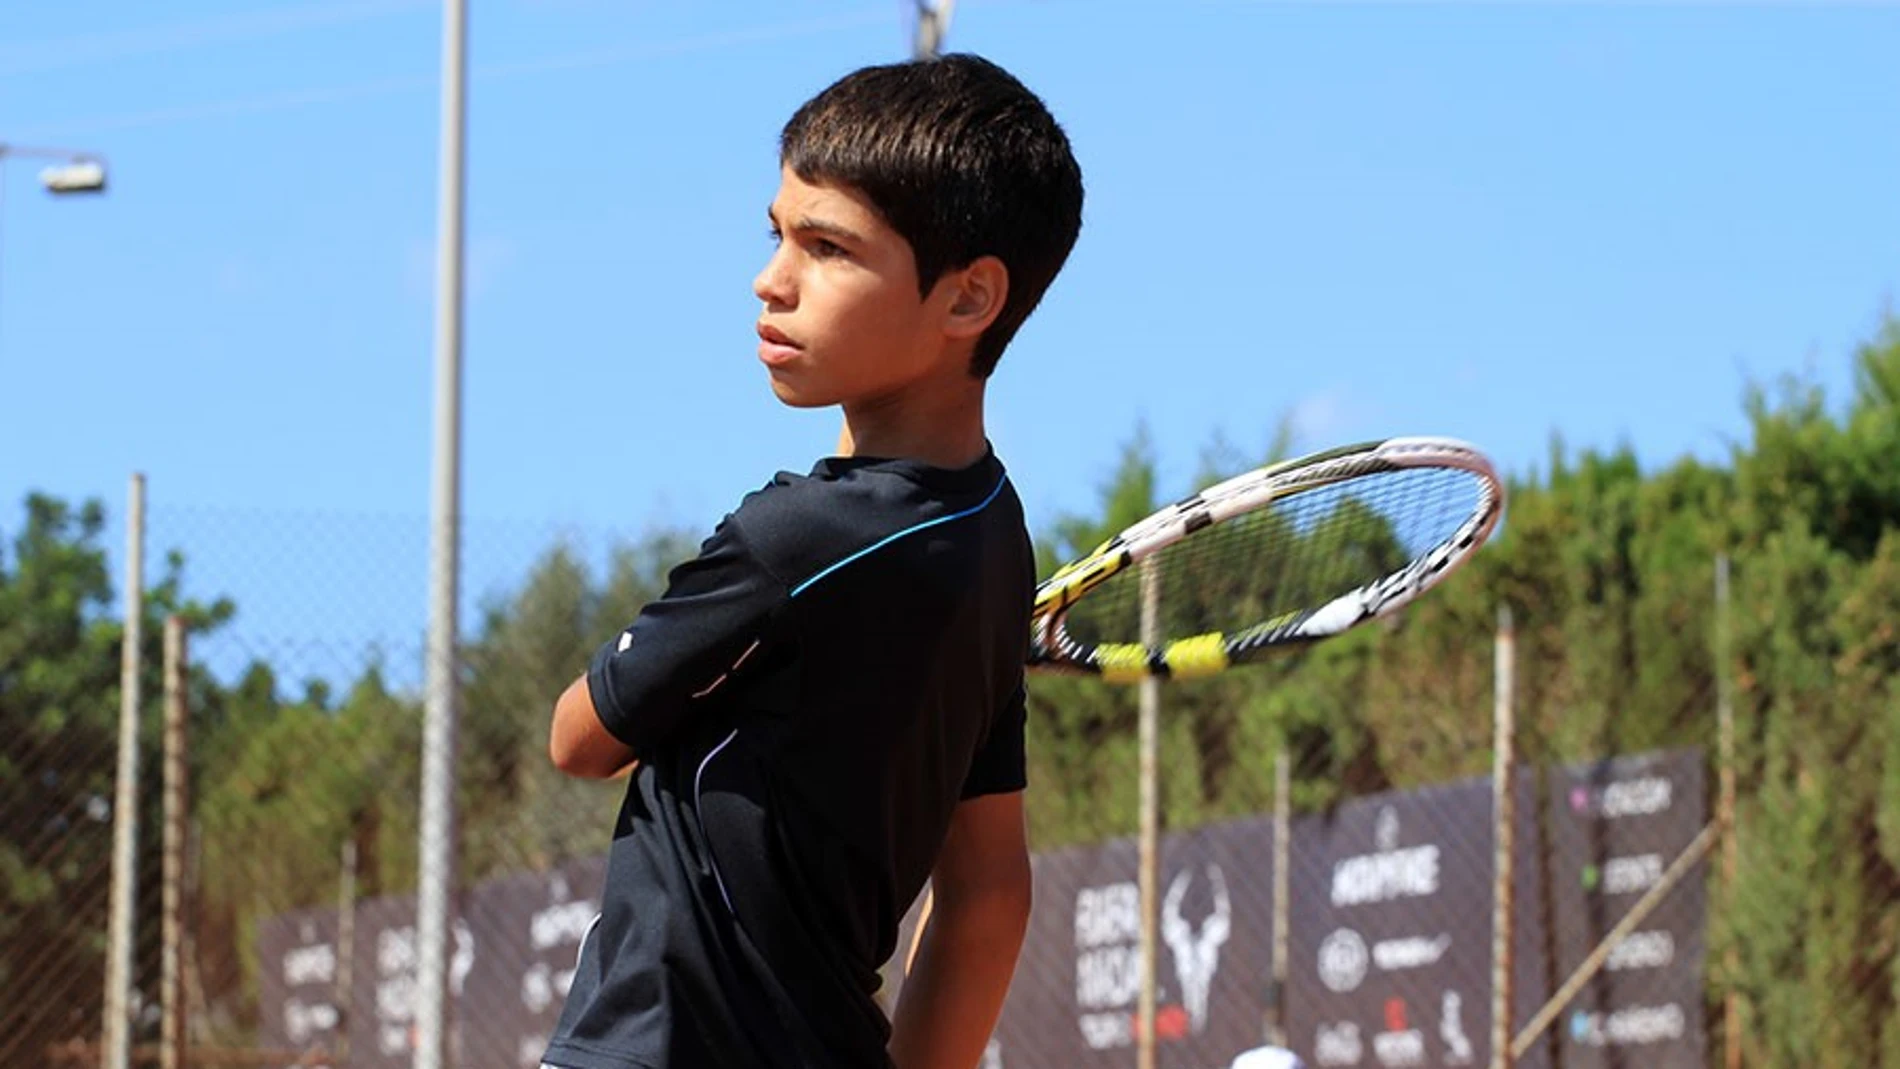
[185,819,209,1029]
[160,616,188,1069]
[1136,559,1160,1069]
[1717,554,1741,1069]
[912,0,957,59]
[1267,747,1291,1048]
[415,0,467,1065]
[1490,604,1516,1069]
[338,837,359,1066]
[102,472,146,1069]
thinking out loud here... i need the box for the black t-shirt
[542,447,1034,1069]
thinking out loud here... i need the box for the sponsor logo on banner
[1074,880,1142,1049]
[1071,863,1233,1050]
[1593,853,1664,895]
[1319,929,1370,993]
[521,873,596,1015]
[1372,998,1425,1067]
[1552,750,1708,1066]
[1371,934,1451,972]
[1569,1004,1687,1047]
[284,998,340,1044]
[258,913,344,1053]
[1318,928,1449,991]
[283,938,335,986]
[277,920,342,1045]
[372,919,475,1057]
[1569,777,1672,819]
[520,961,559,1015]
[1604,930,1675,972]
[1160,864,1231,1034]
[1315,1021,1364,1066]
[530,886,596,952]
[1331,808,1441,907]
[1377,808,1401,851]
[1440,990,1474,1065]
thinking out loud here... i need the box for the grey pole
[415,0,467,1066]
[102,472,146,1069]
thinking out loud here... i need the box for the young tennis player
[538,54,1084,1069]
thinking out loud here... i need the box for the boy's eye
[767,227,783,245]
[810,238,847,259]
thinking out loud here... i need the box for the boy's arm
[549,674,636,778]
[888,791,1032,1069]
[547,516,784,778]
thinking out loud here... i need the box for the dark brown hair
[780,54,1085,377]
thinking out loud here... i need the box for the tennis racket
[1027,436,1504,682]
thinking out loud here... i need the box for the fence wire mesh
[1,494,168,1068]
[9,428,1900,1068]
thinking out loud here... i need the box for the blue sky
[4,1,1897,668]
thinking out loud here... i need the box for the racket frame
[1028,437,1504,682]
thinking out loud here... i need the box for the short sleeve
[959,681,1028,799]
[586,516,786,757]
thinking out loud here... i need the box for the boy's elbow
[548,727,623,779]
[548,675,630,778]
[548,719,590,775]
[547,723,587,775]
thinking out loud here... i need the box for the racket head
[1028,436,1504,682]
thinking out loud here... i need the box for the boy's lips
[756,322,802,367]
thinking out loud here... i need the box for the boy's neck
[837,378,989,470]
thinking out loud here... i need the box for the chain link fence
[1,494,172,1067]
[138,503,684,1068]
[970,615,1718,1069]
[9,446,1900,1067]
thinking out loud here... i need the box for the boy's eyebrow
[768,205,865,245]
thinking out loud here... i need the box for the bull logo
[1161,864,1231,1033]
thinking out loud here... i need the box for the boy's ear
[941,256,1009,341]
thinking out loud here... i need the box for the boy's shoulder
[725,453,1021,591]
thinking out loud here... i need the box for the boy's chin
[765,374,834,409]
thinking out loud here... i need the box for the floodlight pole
[415,0,468,1066]
[913,0,957,59]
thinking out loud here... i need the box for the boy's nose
[753,253,794,308]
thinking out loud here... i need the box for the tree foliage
[9,316,1900,1059]
[1022,316,1900,1065]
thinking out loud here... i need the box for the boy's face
[754,168,958,409]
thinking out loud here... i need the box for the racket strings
[1059,468,1484,649]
